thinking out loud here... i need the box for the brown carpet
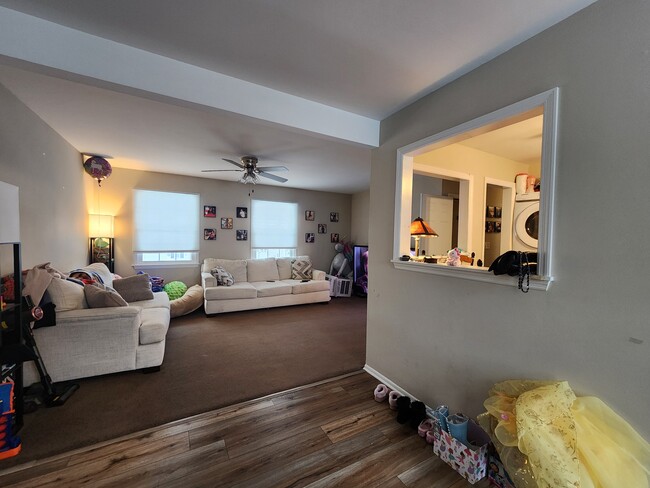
[7,297,367,466]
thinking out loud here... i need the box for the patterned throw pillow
[211,266,234,286]
[291,259,313,280]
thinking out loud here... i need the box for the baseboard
[363,364,421,403]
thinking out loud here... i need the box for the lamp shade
[410,217,438,237]
[89,214,114,238]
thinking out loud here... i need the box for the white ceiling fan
[202,155,288,184]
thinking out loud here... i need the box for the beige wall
[351,190,370,246]
[92,167,352,284]
[0,83,90,272]
[368,0,650,438]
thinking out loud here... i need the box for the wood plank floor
[0,372,489,487]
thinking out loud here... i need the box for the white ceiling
[0,1,596,193]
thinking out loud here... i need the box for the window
[393,88,558,290]
[133,189,200,267]
[251,199,297,259]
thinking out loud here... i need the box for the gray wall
[368,0,650,438]
[0,83,90,271]
[351,190,370,246]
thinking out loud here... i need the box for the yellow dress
[481,380,650,488]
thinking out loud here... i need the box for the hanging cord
[518,252,530,293]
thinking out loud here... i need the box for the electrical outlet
[485,241,491,249]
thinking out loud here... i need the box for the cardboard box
[432,419,491,484]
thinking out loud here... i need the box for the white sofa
[23,265,170,385]
[201,257,330,315]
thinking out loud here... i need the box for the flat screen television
[353,245,368,297]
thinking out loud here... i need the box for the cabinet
[0,242,24,432]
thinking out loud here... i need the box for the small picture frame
[236,207,248,218]
[305,232,315,243]
[204,205,216,218]
[495,221,502,233]
[331,233,339,243]
[330,212,339,222]
[236,230,248,241]
[486,206,495,218]
[494,206,502,218]
[486,221,495,233]
[305,210,315,221]
[204,228,216,240]
[318,224,327,234]
[221,217,233,229]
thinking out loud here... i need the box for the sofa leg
[141,366,161,374]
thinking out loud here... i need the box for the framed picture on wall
[331,233,339,243]
[221,217,233,229]
[204,205,216,218]
[318,224,327,234]
[330,212,339,222]
[236,230,248,241]
[305,232,315,243]
[204,228,216,240]
[236,207,248,218]
[305,210,315,221]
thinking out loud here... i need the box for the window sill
[132,263,200,269]
[391,259,552,291]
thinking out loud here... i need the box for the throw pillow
[163,281,188,300]
[291,259,313,280]
[46,277,87,311]
[211,266,234,286]
[112,273,154,302]
[84,283,128,308]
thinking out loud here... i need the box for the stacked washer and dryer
[513,174,539,252]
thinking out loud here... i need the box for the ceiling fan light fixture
[240,172,258,184]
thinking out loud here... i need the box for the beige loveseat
[201,257,330,315]
[23,263,170,384]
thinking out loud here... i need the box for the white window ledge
[132,263,200,269]
[391,260,552,291]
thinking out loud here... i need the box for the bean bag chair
[170,284,203,318]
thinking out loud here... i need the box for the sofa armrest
[202,272,217,288]
[56,306,141,323]
[313,269,326,281]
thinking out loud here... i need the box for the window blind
[251,200,297,248]
[133,190,199,252]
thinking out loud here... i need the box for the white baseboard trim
[363,364,422,403]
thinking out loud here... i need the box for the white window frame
[392,88,559,291]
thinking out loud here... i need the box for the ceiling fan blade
[222,158,245,168]
[258,171,288,183]
[201,169,243,172]
[256,166,288,172]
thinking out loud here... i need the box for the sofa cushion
[291,259,313,279]
[139,308,170,345]
[283,279,330,294]
[247,258,280,282]
[211,266,234,286]
[204,282,257,300]
[84,283,128,308]
[112,274,154,302]
[46,278,87,311]
[130,291,170,309]
[204,259,247,283]
[276,258,293,280]
[251,281,293,298]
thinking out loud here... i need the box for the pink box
[432,419,491,484]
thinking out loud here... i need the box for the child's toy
[447,247,462,266]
